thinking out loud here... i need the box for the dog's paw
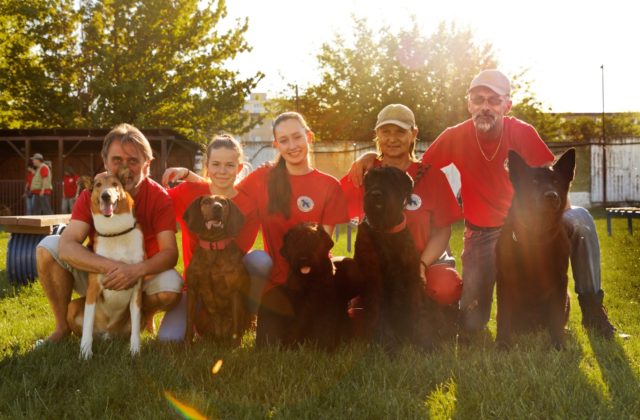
[79,343,93,360]
[130,338,140,356]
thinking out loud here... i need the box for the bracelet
[180,168,189,180]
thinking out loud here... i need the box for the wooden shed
[0,128,202,215]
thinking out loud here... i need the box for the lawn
[0,210,639,419]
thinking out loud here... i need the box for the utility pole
[295,84,300,113]
[601,65,607,204]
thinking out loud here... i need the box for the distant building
[240,93,276,168]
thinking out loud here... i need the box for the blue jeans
[157,250,273,342]
[460,206,603,333]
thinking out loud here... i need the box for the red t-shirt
[167,181,259,274]
[422,117,554,227]
[63,174,80,198]
[341,161,463,254]
[235,166,349,290]
[72,177,176,257]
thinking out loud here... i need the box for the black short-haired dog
[496,148,576,350]
[354,166,432,351]
[257,222,352,350]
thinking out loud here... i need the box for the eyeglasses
[469,94,505,106]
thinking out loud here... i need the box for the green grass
[1,210,639,419]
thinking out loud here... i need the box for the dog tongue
[100,202,115,217]
[300,266,311,274]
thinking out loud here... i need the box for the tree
[277,19,496,143]
[0,0,262,141]
[509,73,564,142]
[562,113,640,142]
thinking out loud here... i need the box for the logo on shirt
[297,196,314,212]
[405,193,422,211]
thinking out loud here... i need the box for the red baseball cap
[425,263,462,306]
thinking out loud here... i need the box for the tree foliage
[562,113,640,142]
[0,0,262,141]
[279,19,496,143]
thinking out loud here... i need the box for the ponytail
[267,155,291,219]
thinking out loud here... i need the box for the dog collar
[96,223,137,238]
[386,214,407,233]
[199,237,234,250]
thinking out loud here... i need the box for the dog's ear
[183,196,204,233]
[116,166,130,186]
[507,150,529,186]
[224,198,245,237]
[397,170,414,202]
[280,227,294,260]
[553,148,576,183]
[320,226,335,254]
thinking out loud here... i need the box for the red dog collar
[386,214,407,234]
[199,237,234,250]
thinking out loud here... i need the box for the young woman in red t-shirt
[157,134,264,341]
[234,112,349,345]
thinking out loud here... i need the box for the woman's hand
[347,152,377,187]
[162,167,188,188]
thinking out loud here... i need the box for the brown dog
[183,195,250,345]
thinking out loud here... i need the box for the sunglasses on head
[469,95,505,106]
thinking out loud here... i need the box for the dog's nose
[544,191,560,206]
[101,191,111,201]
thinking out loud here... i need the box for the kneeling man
[37,123,182,342]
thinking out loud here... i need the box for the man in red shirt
[36,124,183,343]
[351,70,615,339]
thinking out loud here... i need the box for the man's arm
[102,230,178,291]
[59,220,116,274]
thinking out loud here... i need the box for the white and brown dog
[67,171,145,359]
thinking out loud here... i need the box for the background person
[61,165,80,214]
[30,153,53,215]
[36,124,183,343]
[24,163,36,215]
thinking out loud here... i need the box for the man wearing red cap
[351,70,615,340]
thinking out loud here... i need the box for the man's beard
[473,111,498,133]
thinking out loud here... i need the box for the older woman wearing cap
[349,70,616,340]
[341,104,464,306]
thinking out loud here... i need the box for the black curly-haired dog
[496,149,575,350]
[354,166,433,351]
[257,222,352,350]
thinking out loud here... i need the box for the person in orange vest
[30,153,53,215]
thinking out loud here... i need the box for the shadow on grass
[451,331,606,419]
[588,333,640,413]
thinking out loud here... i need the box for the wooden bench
[605,207,640,236]
[0,215,71,285]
